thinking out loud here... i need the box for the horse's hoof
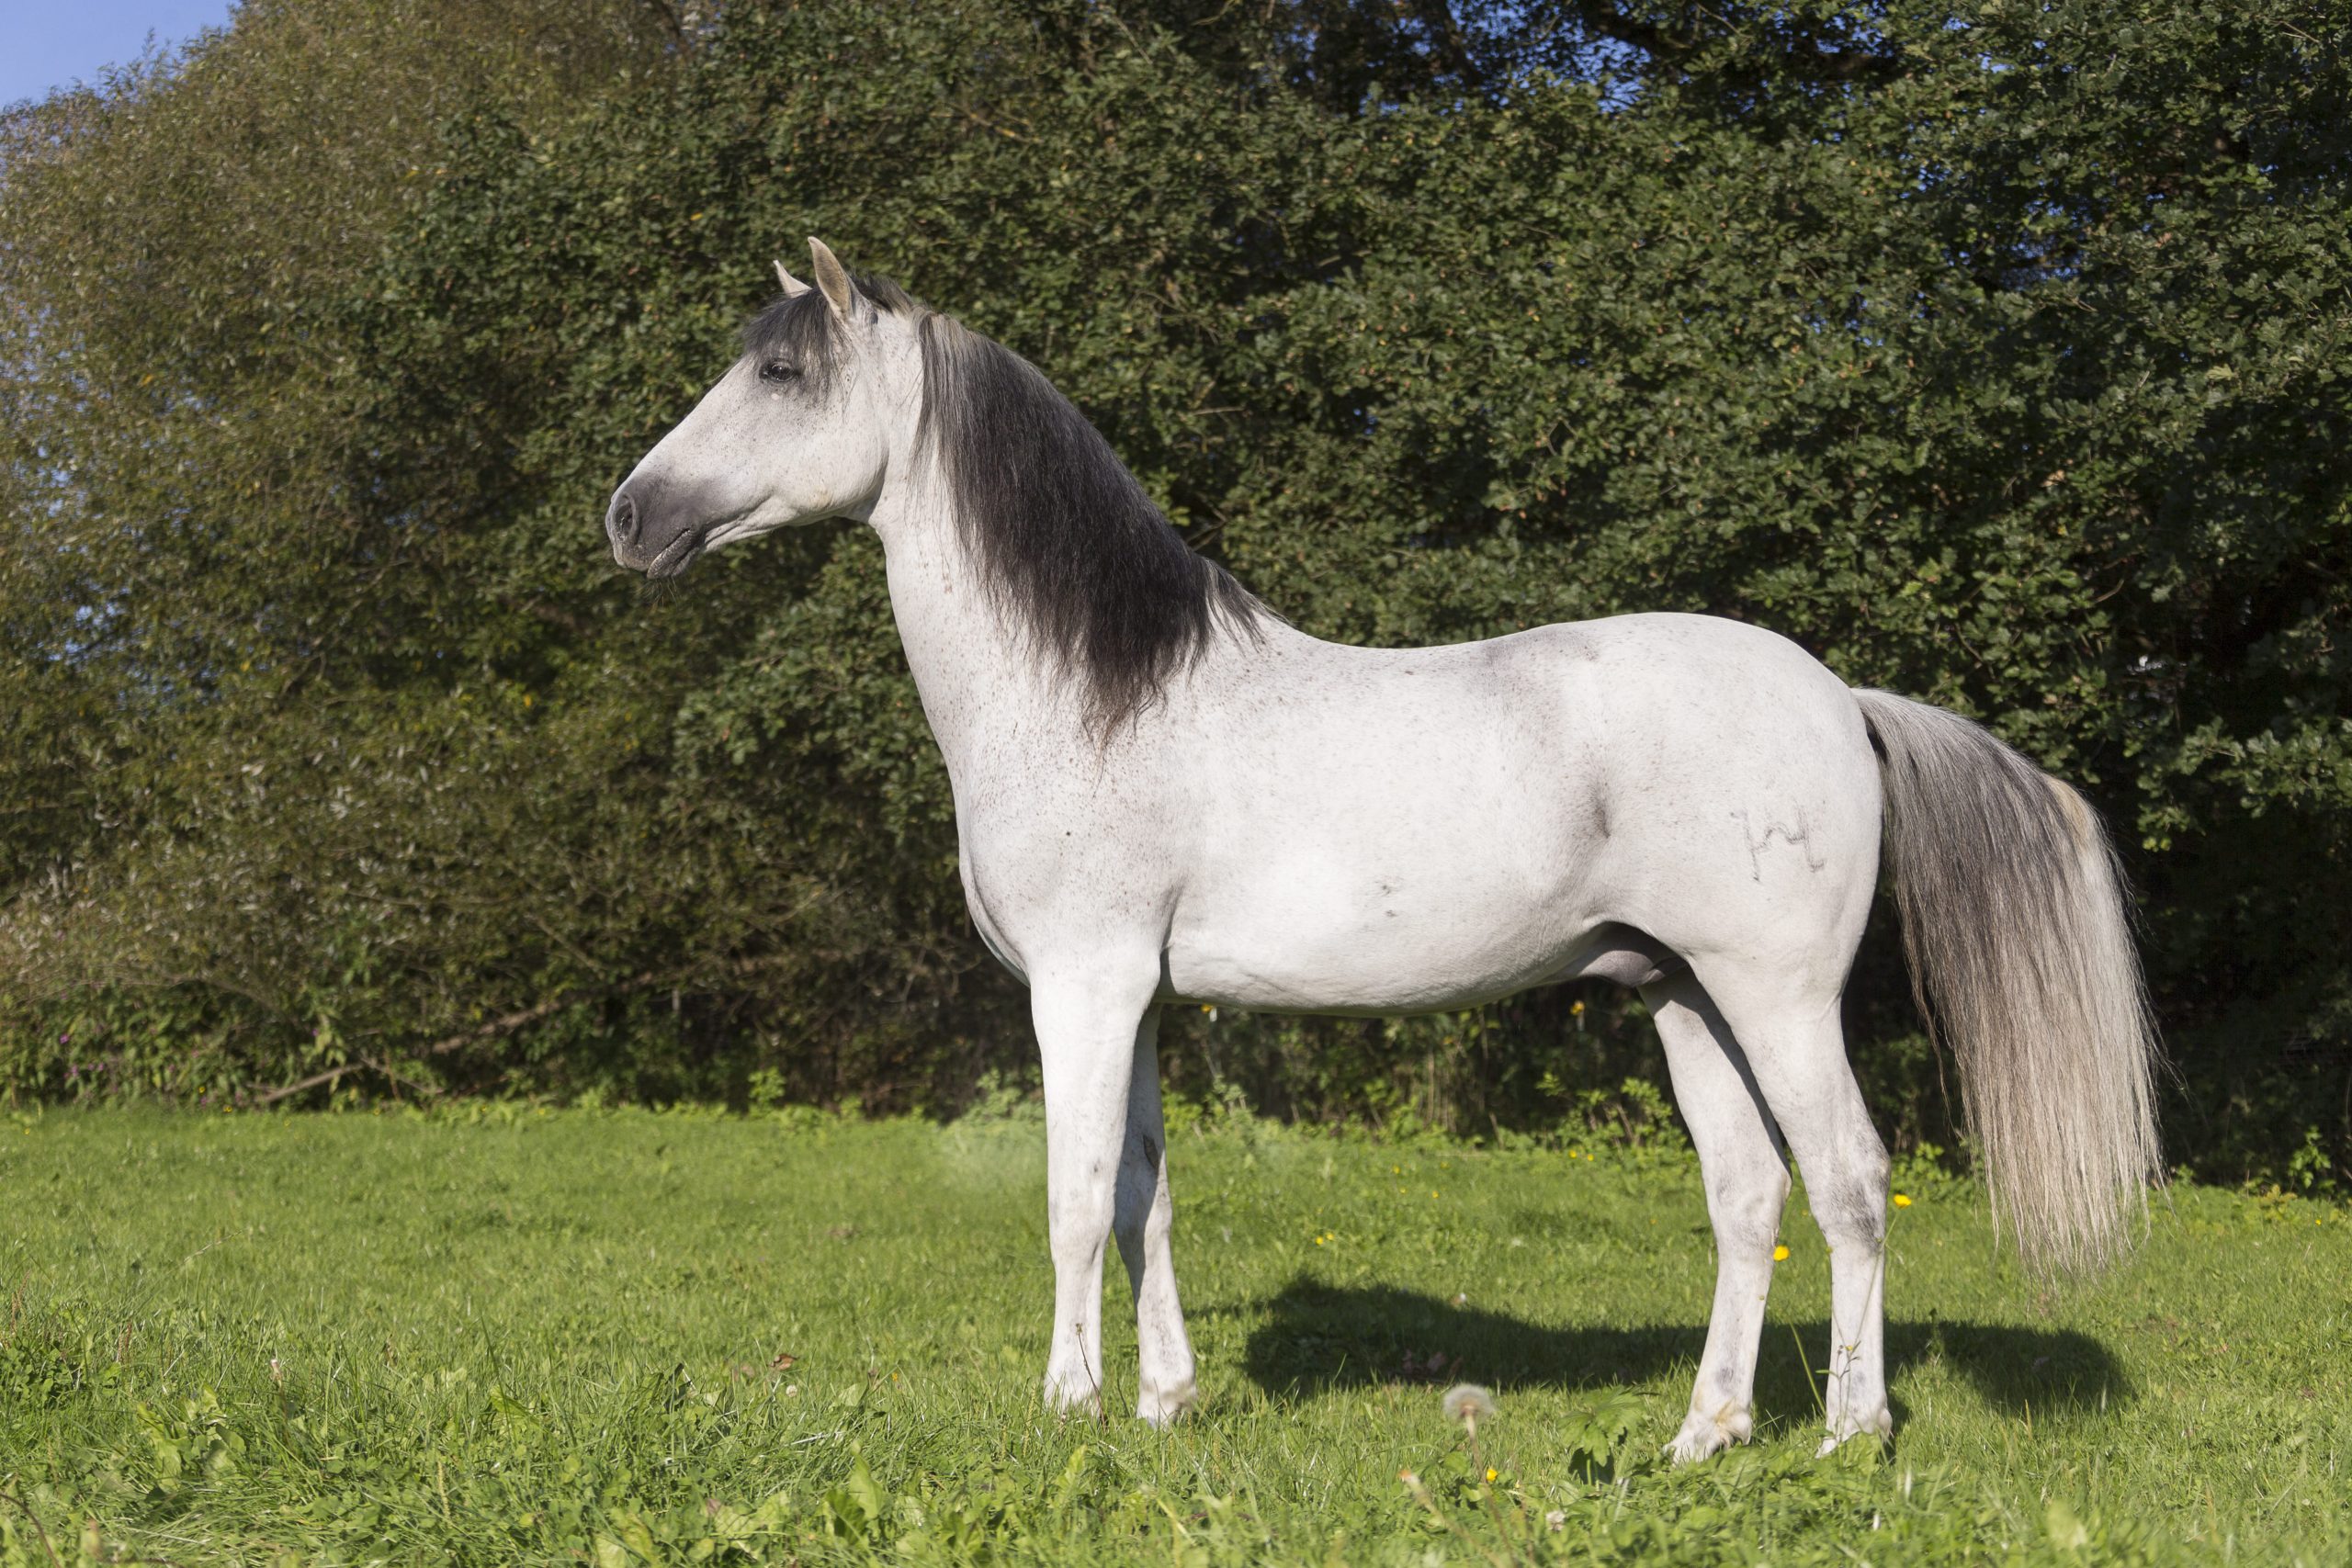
[1136,1382,1195,1427]
[1815,1408,1894,1457]
[1665,1407,1751,1464]
[1042,1372,1105,1421]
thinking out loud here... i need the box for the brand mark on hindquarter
[1737,807,1828,881]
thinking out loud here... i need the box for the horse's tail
[1853,689,2162,1276]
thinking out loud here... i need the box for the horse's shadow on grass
[1237,1279,2131,1420]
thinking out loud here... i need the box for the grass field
[0,1104,2346,1565]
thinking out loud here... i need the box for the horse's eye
[757,360,799,385]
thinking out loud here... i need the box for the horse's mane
[741,277,1265,735]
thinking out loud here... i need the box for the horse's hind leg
[1644,973,1792,1462]
[1696,963,1894,1453]
[1114,1007,1196,1424]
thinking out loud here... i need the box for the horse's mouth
[646,524,714,580]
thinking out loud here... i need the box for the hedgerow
[2,1,2346,1185]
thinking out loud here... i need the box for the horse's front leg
[1033,960,1159,1417]
[1114,1007,1196,1424]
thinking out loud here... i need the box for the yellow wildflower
[1485,1467,1498,1483]
[1772,1244,1791,1261]
[1893,1193,1913,1208]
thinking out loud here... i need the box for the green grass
[0,1104,2346,1565]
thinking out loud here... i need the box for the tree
[4,0,2346,1186]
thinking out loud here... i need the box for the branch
[1405,0,1486,87]
[1551,2,1902,86]
[253,951,801,1107]
[1557,0,1690,64]
[252,983,627,1106]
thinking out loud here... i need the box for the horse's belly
[1161,873,1590,1014]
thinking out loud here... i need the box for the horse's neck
[869,498,1083,781]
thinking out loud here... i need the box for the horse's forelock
[738,267,917,392]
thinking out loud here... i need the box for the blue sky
[2,0,237,109]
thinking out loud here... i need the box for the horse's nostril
[611,491,639,545]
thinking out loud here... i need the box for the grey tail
[1855,689,2162,1276]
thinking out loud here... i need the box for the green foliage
[2,1,2348,1182]
[0,1108,2346,1563]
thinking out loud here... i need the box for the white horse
[606,240,2161,1459]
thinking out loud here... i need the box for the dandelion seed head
[1442,1383,1497,1427]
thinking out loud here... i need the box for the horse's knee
[1047,1169,1117,1259]
[1704,1161,1789,1250]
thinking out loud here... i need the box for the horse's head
[605,238,918,578]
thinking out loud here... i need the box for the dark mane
[912,312,1265,734]
[744,272,1262,735]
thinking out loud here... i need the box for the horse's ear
[808,236,860,319]
[773,259,810,298]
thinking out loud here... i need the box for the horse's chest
[952,818,1035,985]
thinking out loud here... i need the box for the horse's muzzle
[606,476,724,577]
